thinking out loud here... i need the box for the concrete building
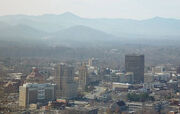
[127,102,154,112]
[125,54,144,83]
[78,64,88,92]
[19,83,55,108]
[144,73,155,83]
[152,66,165,74]
[55,63,77,99]
[112,82,132,91]
[154,73,171,82]
[116,72,134,84]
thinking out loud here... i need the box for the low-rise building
[117,72,134,84]
[112,82,132,91]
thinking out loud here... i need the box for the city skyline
[1,0,180,113]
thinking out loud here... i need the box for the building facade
[125,54,144,83]
[152,66,165,74]
[55,63,77,99]
[118,72,134,84]
[19,83,55,108]
[78,64,88,92]
[176,66,180,74]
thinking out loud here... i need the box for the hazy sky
[0,0,180,19]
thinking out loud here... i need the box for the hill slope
[46,25,120,47]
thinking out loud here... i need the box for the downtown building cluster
[2,54,180,113]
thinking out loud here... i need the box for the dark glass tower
[125,54,144,83]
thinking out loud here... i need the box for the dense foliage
[127,93,155,102]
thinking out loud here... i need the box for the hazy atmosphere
[1,0,180,114]
[1,0,180,19]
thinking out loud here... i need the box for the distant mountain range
[0,12,180,46]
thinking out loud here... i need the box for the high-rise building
[125,54,144,83]
[176,66,180,74]
[55,63,77,99]
[19,83,56,108]
[78,64,88,92]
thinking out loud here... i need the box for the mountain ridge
[0,12,180,37]
[0,12,180,46]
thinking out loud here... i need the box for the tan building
[112,82,132,91]
[152,66,165,74]
[19,83,55,108]
[78,64,88,92]
[55,63,77,99]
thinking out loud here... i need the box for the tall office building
[125,54,144,83]
[55,63,77,99]
[78,64,88,92]
[19,83,55,108]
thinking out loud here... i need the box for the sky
[0,0,180,19]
